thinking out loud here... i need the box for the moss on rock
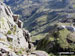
[7,30,12,35]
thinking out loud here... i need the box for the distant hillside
[3,0,71,19]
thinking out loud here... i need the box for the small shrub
[16,50,22,55]
[21,48,25,51]
[9,45,13,49]
[7,30,12,34]
[14,25,17,31]
[7,37,12,42]
[13,25,17,35]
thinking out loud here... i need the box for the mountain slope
[36,27,75,55]
[2,0,75,41]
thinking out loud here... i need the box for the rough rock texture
[0,1,48,56]
[0,1,29,56]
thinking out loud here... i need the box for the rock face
[0,1,48,56]
[0,1,29,56]
[0,1,28,56]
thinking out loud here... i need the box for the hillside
[2,0,75,41]
[36,25,75,56]
[0,0,75,56]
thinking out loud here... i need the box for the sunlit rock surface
[0,1,48,56]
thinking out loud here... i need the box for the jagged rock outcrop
[0,1,48,56]
[0,1,28,56]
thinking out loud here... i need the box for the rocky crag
[0,1,48,56]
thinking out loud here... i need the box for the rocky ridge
[0,1,48,56]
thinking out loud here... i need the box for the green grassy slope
[3,0,75,41]
[36,27,75,55]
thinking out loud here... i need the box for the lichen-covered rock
[0,1,48,56]
[0,1,30,56]
[0,33,7,42]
